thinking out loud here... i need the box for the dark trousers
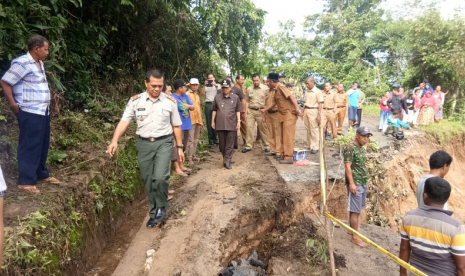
[217,130,236,165]
[356,108,362,126]
[205,102,218,144]
[17,109,50,185]
[136,136,173,218]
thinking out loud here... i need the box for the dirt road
[87,114,414,276]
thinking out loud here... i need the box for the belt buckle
[149,138,155,142]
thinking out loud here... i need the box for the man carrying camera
[200,73,218,145]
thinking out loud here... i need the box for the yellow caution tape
[324,212,427,276]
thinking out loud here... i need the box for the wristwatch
[177,145,183,149]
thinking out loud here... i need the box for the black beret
[221,79,231,87]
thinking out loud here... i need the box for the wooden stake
[319,125,336,276]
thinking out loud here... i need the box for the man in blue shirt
[1,34,61,193]
[171,79,195,175]
[346,82,360,128]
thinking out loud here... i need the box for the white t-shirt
[0,165,7,193]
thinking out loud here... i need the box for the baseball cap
[173,79,185,90]
[408,90,414,95]
[221,79,231,88]
[356,126,373,136]
[263,77,268,81]
[189,78,199,85]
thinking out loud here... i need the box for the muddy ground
[83,114,439,276]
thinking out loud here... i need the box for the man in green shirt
[343,126,372,247]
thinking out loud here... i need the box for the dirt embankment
[0,106,145,275]
[373,136,465,230]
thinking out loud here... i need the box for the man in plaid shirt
[1,34,61,194]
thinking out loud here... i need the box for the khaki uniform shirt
[272,83,298,122]
[121,91,182,138]
[335,91,349,107]
[212,93,243,131]
[304,86,324,108]
[358,90,366,108]
[265,89,278,112]
[246,84,268,109]
[322,89,337,109]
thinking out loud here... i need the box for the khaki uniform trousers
[280,117,297,160]
[245,109,269,149]
[321,109,338,139]
[266,112,282,155]
[303,108,320,150]
[186,124,201,161]
[334,107,346,134]
[240,113,247,143]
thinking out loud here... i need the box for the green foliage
[195,0,266,76]
[363,104,381,117]
[3,210,80,275]
[420,119,465,145]
[2,138,142,275]
[47,150,68,164]
[259,0,465,118]
[306,238,328,263]
[0,0,264,106]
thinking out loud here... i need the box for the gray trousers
[136,136,173,218]
[217,130,236,165]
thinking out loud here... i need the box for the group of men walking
[2,35,465,276]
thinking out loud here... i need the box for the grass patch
[420,119,465,145]
[362,104,380,116]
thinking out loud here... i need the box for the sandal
[40,177,61,184]
[181,168,192,172]
[168,190,175,195]
[175,172,188,177]
[18,185,40,194]
[167,195,173,201]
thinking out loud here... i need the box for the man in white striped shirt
[1,34,60,194]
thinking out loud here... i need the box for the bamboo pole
[319,125,336,276]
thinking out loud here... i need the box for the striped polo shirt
[401,206,465,276]
[1,52,50,115]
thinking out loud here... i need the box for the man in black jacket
[387,84,407,116]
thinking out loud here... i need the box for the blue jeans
[379,111,390,130]
[17,109,50,185]
[348,106,357,121]
[356,108,362,126]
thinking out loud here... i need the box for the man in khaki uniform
[261,73,300,164]
[107,68,184,228]
[264,84,282,158]
[301,77,323,154]
[320,81,338,140]
[334,82,348,135]
[242,74,270,153]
